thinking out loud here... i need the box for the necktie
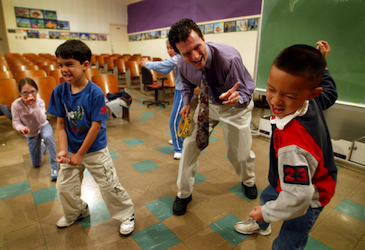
[196,69,209,150]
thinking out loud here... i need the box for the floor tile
[137,116,152,120]
[81,201,111,228]
[124,138,145,146]
[32,186,58,205]
[132,160,160,173]
[229,183,262,201]
[335,199,365,222]
[109,150,120,159]
[209,213,249,246]
[142,111,156,116]
[133,222,180,250]
[0,180,31,200]
[157,145,175,155]
[145,195,175,221]
[304,237,332,250]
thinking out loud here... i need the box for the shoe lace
[241,218,256,225]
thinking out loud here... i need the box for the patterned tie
[196,69,209,150]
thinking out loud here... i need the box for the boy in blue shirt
[48,40,135,235]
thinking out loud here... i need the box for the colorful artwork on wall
[29,9,44,19]
[44,10,57,20]
[49,31,60,39]
[30,19,44,29]
[14,7,30,18]
[16,18,30,28]
[27,30,38,38]
[57,21,70,30]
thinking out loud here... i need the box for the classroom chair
[85,68,100,80]
[91,74,130,122]
[0,71,13,79]
[14,69,47,83]
[49,70,64,84]
[141,67,169,108]
[0,78,19,118]
[113,58,126,88]
[125,60,142,91]
[32,76,57,109]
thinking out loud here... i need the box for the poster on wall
[57,21,69,30]
[45,20,58,29]
[30,19,44,29]
[248,18,258,30]
[205,24,214,34]
[14,7,30,18]
[98,34,107,41]
[29,9,44,19]
[39,31,48,39]
[60,32,71,39]
[16,18,30,28]
[236,20,248,31]
[214,23,224,33]
[49,31,60,39]
[224,21,236,32]
[79,33,89,40]
[198,25,205,34]
[27,30,38,38]
[89,34,98,40]
[44,10,57,20]
[70,33,80,40]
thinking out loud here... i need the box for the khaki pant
[177,100,256,198]
[57,147,134,222]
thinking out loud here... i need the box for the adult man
[168,18,257,215]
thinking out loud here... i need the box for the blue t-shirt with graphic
[47,81,109,153]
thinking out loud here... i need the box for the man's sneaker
[168,140,173,145]
[234,218,271,235]
[51,168,58,182]
[242,183,258,199]
[56,204,90,228]
[173,195,192,215]
[173,152,181,160]
[120,214,135,235]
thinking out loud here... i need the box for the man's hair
[55,40,91,64]
[273,44,326,88]
[18,77,38,93]
[168,18,203,53]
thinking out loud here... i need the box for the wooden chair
[125,60,141,91]
[41,64,57,76]
[103,57,114,74]
[32,77,57,109]
[152,57,163,61]
[14,69,47,83]
[0,78,19,118]
[95,55,108,73]
[85,68,100,80]
[91,74,129,122]
[0,71,13,79]
[11,65,39,75]
[49,69,64,84]
[90,54,99,68]
[113,58,126,87]
[141,67,169,108]
[0,65,10,72]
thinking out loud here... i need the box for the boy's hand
[69,153,84,166]
[219,82,241,105]
[56,151,69,163]
[316,41,331,59]
[249,206,264,221]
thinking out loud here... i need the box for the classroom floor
[1,88,365,250]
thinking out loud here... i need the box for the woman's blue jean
[257,184,323,250]
[26,123,58,170]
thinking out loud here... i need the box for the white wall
[1,0,128,54]
[128,16,260,77]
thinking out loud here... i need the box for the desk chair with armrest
[141,67,169,108]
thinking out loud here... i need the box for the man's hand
[219,82,241,105]
[179,104,191,118]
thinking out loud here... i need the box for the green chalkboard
[256,0,365,105]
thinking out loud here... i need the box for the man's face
[175,30,207,69]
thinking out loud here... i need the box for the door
[110,24,128,55]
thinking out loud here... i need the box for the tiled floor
[1,88,365,250]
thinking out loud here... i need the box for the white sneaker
[168,140,173,145]
[234,218,271,235]
[120,214,135,235]
[173,152,182,160]
[56,204,90,228]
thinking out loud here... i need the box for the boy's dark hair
[55,40,91,64]
[18,77,38,93]
[168,18,203,54]
[273,44,327,88]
